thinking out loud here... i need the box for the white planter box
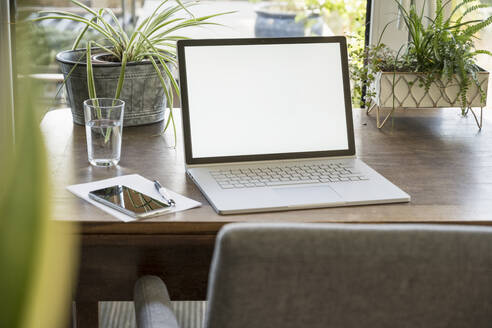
[367,70,489,129]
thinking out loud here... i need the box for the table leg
[74,301,99,328]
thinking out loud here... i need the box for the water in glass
[83,98,125,167]
[86,119,122,167]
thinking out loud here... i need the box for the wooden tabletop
[41,107,492,234]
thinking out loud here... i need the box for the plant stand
[366,103,484,129]
[366,71,489,130]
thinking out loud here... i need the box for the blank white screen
[184,42,349,158]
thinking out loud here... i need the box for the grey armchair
[134,223,492,328]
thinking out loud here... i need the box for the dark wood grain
[42,107,492,230]
[74,302,98,328]
[42,107,492,327]
[76,234,215,301]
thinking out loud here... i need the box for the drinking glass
[83,98,125,167]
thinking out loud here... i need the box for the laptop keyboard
[210,162,369,189]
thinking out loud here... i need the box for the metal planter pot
[368,70,489,129]
[254,4,323,37]
[57,48,170,126]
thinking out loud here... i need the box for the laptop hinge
[185,154,357,169]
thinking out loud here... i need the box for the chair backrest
[204,223,492,328]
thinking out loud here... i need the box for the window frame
[368,0,408,50]
[0,0,15,145]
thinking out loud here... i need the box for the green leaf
[93,41,119,59]
[72,21,93,50]
[472,49,492,57]
[33,15,119,45]
[104,8,129,45]
[71,0,99,16]
[114,52,128,99]
[463,16,492,38]
[86,42,97,99]
[148,55,177,145]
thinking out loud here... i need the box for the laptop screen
[178,37,355,165]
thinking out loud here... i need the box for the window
[18,0,369,115]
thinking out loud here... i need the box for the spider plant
[34,0,231,143]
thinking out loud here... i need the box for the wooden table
[42,107,492,327]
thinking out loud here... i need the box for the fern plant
[351,0,492,114]
[34,0,230,142]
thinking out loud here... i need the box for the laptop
[176,37,410,215]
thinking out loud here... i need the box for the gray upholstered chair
[134,223,492,328]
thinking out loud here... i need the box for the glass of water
[83,98,125,167]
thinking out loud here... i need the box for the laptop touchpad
[272,185,344,206]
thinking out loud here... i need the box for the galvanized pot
[57,48,171,126]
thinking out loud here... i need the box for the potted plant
[34,0,229,140]
[253,0,324,37]
[351,0,492,129]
